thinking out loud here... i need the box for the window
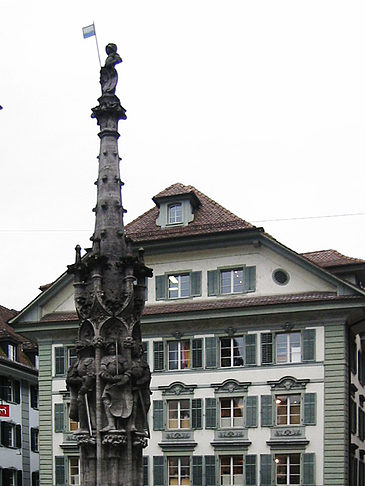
[168,457,190,485]
[69,457,80,485]
[7,344,17,361]
[220,455,243,485]
[220,336,244,367]
[168,274,190,299]
[168,340,191,370]
[275,453,300,485]
[276,395,301,425]
[1,422,21,448]
[2,469,22,486]
[54,346,77,376]
[168,400,190,429]
[154,338,203,371]
[0,378,20,403]
[168,203,183,225]
[220,397,244,428]
[155,272,201,301]
[208,266,256,296]
[261,329,316,365]
[68,348,77,368]
[276,333,301,363]
[220,269,244,294]
[66,403,79,432]
[31,428,39,452]
[32,471,40,486]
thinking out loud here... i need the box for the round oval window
[273,269,289,285]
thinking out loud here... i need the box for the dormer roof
[126,183,255,243]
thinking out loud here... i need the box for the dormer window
[168,203,183,225]
[7,344,17,361]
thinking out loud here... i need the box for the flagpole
[93,22,102,68]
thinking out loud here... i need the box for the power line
[0,211,364,233]
[252,212,365,223]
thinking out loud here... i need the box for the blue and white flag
[82,24,95,39]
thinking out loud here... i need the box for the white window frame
[275,453,301,485]
[69,456,80,486]
[220,336,244,367]
[276,332,301,364]
[168,456,190,486]
[168,274,191,299]
[168,203,183,225]
[7,344,16,361]
[6,380,17,403]
[275,394,301,426]
[167,399,191,430]
[32,428,39,452]
[66,403,79,432]
[220,268,244,295]
[168,340,191,370]
[220,455,244,486]
[219,397,244,428]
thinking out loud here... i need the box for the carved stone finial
[100,43,122,95]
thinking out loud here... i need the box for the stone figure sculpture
[100,43,122,95]
[66,342,96,434]
[67,43,152,486]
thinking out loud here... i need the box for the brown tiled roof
[301,249,365,268]
[0,304,37,367]
[38,292,360,323]
[125,183,255,243]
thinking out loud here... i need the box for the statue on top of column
[100,43,122,95]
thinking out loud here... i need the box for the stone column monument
[67,44,153,486]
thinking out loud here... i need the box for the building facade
[10,183,365,486]
[0,304,39,486]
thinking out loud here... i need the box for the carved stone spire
[67,44,152,486]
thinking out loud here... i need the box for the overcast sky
[1,0,365,310]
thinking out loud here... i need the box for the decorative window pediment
[212,379,251,394]
[160,381,197,396]
[268,376,309,391]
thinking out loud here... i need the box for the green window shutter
[55,347,66,375]
[261,395,273,427]
[143,456,149,486]
[260,454,273,486]
[205,456,216,486]
[17,470,23,486]
[207,270,219,296]
[245,455,257,486]
[192,339,203,368]
[245,266,256,292]
[31,428,36,452]
[30,386,38,409]
[54,403,65,433]
[153,400,164,431]
[155,275,167,301]
[14,380,21,404]
[351,399,357,435]
[153,341,164,371]
[192,456,203,486]
[55,456,66,486]
[1,422,10,447]
[302,329,316,362]
[302,453,315,486]
[246,396,258,427]
[261,333,273,365]
[303,393,316,425]
[192,399,202,429]
[205,398,217,429]
[191,271,202,297]
[153,456,164,486]
[144,277,148,301]
[245,334,257,365]
[205,337,217,368]
[15,424,22,448]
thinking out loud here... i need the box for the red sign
[0,405,10,417]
